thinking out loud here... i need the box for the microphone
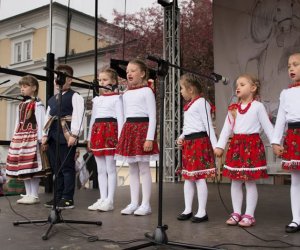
[0,79,10,85]
[210,72,230,85]
[146,55,164,64]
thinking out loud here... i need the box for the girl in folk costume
[115,59,159,216]
[6,75,47,204]
[87,68,124,212]
[176,73,217,223]
[272,52,300,233]
[215,74,273,227]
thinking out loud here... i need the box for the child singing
[6,75,47,204]
[87,68,123,212]
[272,52,300,233]
[176,73,217,223]
[215,74,273,227]
[115,59,159,216]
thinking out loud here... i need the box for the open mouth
[290,73,295,78]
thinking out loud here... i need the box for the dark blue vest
[48,89,75,143]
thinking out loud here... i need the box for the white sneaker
[121,204,139,215]
[17,195,30,204]
[98,200,114,212]
[88,199,103,211]
[134,205,152,216]
[17,195,40,204]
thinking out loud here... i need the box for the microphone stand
[13,69,102,240]
[124,56,220,250]
[0,95,25,102]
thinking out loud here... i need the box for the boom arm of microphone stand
[0,95,24,101]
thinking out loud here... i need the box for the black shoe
[57,199,74,209]
[44,199,60,208]
[285,222,300,233]
[177,212,193,221]
[191,214,209,223]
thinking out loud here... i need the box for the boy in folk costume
[42,64,84,209]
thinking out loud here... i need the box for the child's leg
[30,178,40,198]
[289,171,300,226]
[105,155,117,203]
[245,180,258,217]
[138,161,152,208]
[195,179,207,218]
[95,156,108,200]
[129,162,140,206]
[231,180,243,215]
[182,179,195,214]
[24,179,32,196]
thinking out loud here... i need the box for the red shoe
[226,213,241,226]
[238,214,256,227]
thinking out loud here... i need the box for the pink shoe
[226,213,241,226]
[238,214,256,227]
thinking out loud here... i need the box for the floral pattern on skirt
[282,128,300,170]
[115,121,159,162]
[223,133,268,180]
[181,136,215,181]
[90,121,118,156]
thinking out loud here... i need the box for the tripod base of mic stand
[124,224,219,250]
[13,208,102,240]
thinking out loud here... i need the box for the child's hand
[143,140,153,152]
[68,136,78,147]
[87,141,91,151]
[272,144,284,157]
[42,136,48,145]
[214,148,224,157]
[176,138,184,149]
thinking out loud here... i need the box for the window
[13,39,32,63]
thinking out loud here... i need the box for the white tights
[24,178,40,198]
[128,162,152,207]
[95,155,117,203]
[182,179,208,218]
[289,171,300,225]
[231,180,258,217]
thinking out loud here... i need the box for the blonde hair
[230,74,261,120]
[180,73,203,95]
[18,75,39,96]
[128,59,149,81]
[100,68,119,85]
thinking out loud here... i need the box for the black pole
[93,0,98,96]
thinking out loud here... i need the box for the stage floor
[1,183,300,250]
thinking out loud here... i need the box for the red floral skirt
[223,133,268,180]
[181,132,215,180]
[90,118,118,156]
[115,118,159,162]
[282,127,300,170]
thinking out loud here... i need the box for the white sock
[30,178,40,198]
[290,171,300,226]
[195,179,208,218]
[129,162,140,206]
[231,180,243,215]
[24,179,32,196]
[105,155,117,204]
[182,180,194,214]
[138,162,152,208]
[245,180,258,217]
[95,156,108,200]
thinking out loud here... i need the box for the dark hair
[180,73,203,94]
[100,68,119,85]
[18,75,39,96]
[56,64,74,76]
[128,59,149,80]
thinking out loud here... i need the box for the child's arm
[257,102,274,143]
[199,99,217,148]
[272,90,287,146]
[69,93,84,147]
[116,95,124,139]
[144,88,156,152]
[35,101,46,142]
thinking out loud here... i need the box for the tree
[111,0,214,102]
